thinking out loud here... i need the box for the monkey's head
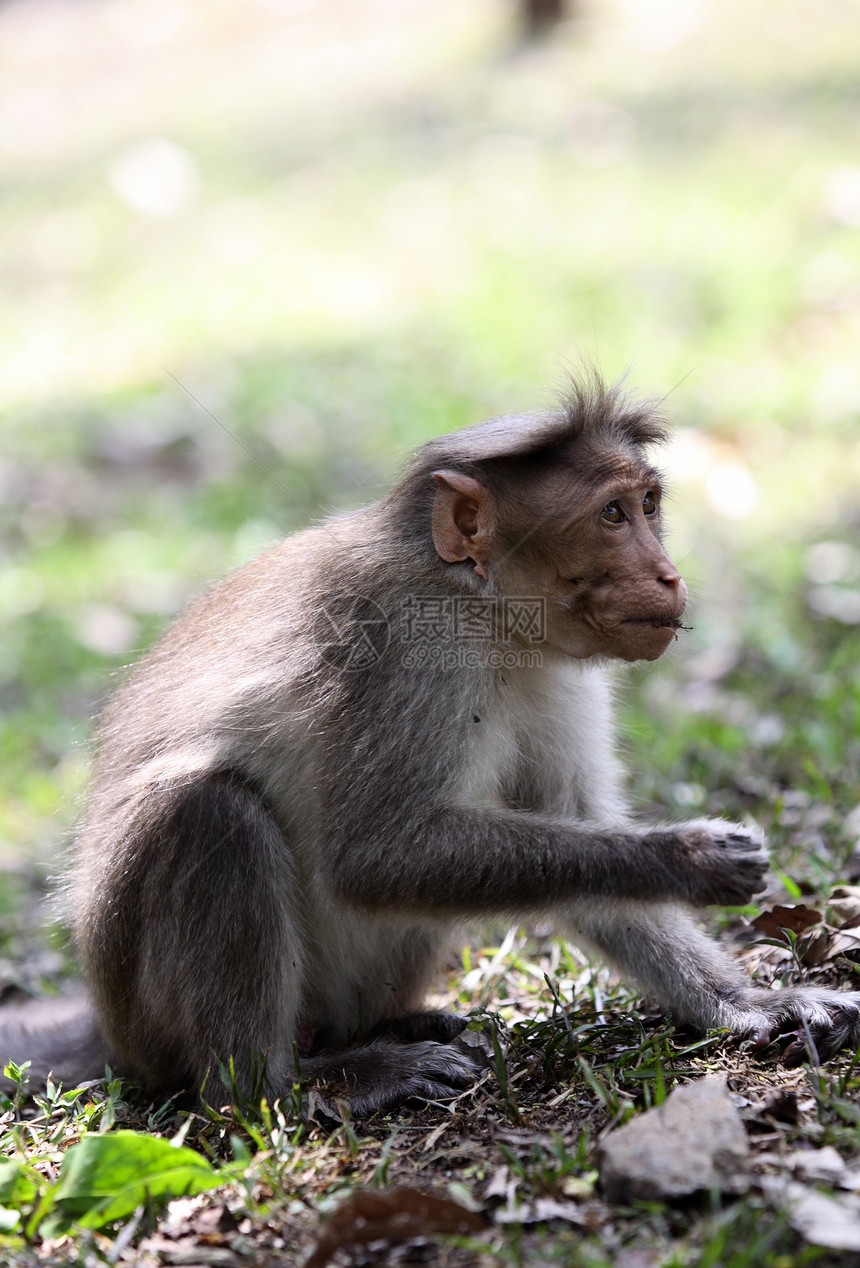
[425,380,688,664]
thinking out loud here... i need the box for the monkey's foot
[732,986,860,1065]
[306,1036,485,1119]
[377,1010,469,1044]
[380,1012,496,1069]
[673,818,768,906]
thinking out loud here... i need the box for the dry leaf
[748,1086,800,1125]
[752,905,822,939]
[484,1166,512,1201]
[788,1147,848,1185]
[782,1182,860,1251]
[799,930,834,967]
[828,886,860,928]
[801,928,860,967]
[495,1196,584,1225]
[306,1187,485,1268]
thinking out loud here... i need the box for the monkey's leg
[295,1007,483,1117]
[77,771,306,1098]
[79,773,483,1112]
[563,899,860,1063]
[312,1011,469,1049]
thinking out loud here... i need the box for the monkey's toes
[741,991,860,1066]
[780,1001,860,1066]
[743,1022,774,1051]
[351,1041,483,1115]
[380,1011,469,1044]
[411,1042,481,1087]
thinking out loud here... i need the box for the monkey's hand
[648,818,768,906]
[728,986,860,1065]
[307,1036,485,1119]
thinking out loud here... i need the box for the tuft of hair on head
[405,372,667,486]
[553,371,669,453]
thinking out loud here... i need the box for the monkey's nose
[658,569,686,601]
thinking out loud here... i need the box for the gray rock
[788,1146,848,1185]
[598,1077,750,1203]
[761,1178,860,1251]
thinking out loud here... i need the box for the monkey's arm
[320,651,765,916]
[325,807,767,915]
[563,898,860,1062]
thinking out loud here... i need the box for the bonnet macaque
[4,376,859,1113]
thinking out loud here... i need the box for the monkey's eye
[600,501,626,524]
[643,492,657,516]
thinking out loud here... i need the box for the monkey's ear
[431,470,492,580]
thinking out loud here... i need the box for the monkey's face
[508,479,688,664]
[431,457,687,663]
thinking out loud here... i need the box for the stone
[598,1078,750,1203]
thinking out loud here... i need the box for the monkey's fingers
[675,819,769,906]
[722,825,766,849]
[684,818,767,853]
[693,857,769,907]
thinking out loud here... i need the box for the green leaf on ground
[0,1158,38,1209]
[38,1130,220,1234]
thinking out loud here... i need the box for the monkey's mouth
[623,616,685,629]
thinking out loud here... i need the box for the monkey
[3,374,860,1115]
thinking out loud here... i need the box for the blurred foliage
[0,0,858,887]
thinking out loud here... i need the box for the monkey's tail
[0,990,112,1092]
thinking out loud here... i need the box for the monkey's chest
[460,663,607,818]
[460,712,585,818]
[501,731,585,816]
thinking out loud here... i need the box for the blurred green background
[1,0,859,902]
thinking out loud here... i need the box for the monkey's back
[67,512,455,1067]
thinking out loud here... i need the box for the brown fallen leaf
[752,905,822,939]
[801,927,860,967]
[306,1187,486,1268]
[828,886,860,928]
[754,1086,801,1125]
[799,930,833,966]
